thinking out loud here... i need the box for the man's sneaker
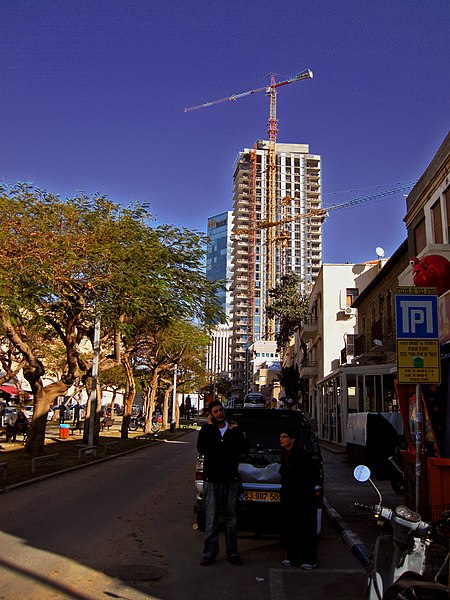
[227,556,243,566]
[281,559,292,567]
[200,557,215,566]
[300,563,317,570]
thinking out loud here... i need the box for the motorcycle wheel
[128,420,138,431]
[151,422,160,433]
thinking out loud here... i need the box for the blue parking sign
[395,294,439,339]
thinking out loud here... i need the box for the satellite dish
[376,247,385,258]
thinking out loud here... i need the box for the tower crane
[184,70,313,113]
[259,182,417,230]
[232,182,417,237]
[185,69,313,342]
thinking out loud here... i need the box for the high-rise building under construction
[230,140,323,394]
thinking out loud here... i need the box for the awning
[0,384,19,396]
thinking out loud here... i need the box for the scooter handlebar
[354,502,375,512]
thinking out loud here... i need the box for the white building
[230,141,322,396]
[296,262,386,424]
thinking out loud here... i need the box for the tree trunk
[120,355,136,438]
[143,370,159,434]
[25,382,70,455]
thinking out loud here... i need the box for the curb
[323,497,370,566]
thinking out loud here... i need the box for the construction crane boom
[184,69,313,113]
[233,182,417,235]
[185,68,313,345]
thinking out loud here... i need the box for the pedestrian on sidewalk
[196,400,249,566]
[279,427,320,569]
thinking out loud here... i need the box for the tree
[266,271,309,352]
[130,319,210,434]
[0,184,223,453]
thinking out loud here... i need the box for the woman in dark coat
[279,427,320,569]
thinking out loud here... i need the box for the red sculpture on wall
[411,254,450,296]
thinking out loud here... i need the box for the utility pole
[170,363,178,432]
[87,311,101,447]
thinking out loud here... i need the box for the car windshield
[225,409,321,458]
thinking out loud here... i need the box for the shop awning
[0,384,19,396]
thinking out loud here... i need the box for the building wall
[230,141,322,396]
[206,211,233,321]
[206,323,232,381]
[298,262,381,417]
[399,132,450,289]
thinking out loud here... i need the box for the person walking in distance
[197,400,248,566]
[279,427,320,569]
[185,395,192,418]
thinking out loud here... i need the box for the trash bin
[59,424,70,439]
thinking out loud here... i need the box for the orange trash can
[59,424,70,439]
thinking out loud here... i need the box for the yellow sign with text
[397,339,441,384]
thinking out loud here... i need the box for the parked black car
[194,408,324,533]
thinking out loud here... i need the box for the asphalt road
[0,431,367,600]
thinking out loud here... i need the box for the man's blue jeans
[202,480,241,559]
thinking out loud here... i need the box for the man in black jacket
[197,400,248,566]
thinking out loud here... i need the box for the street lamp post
[87,311,101,447]
[170,363,177,432]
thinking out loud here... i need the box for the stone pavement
[320,442,401,564]
[265,443,402,600]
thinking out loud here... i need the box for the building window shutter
[432,199,443,244]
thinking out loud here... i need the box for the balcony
[300,361,318,378]
[300,317,318,340]
[341,334,356,365]
[354,320,396,363]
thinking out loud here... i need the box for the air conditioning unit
[344,307,357,316]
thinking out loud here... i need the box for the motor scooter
[128,413,161,433]
[353,464,449,599]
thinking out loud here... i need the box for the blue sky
[1,0,449,263]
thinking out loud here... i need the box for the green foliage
[0,183,224,452]
[266,271,309,351]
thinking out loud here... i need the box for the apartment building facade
[206,211,233,380]
[230,140,323,396]
[296,262,384,433]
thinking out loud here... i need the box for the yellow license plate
[243,491,280,502]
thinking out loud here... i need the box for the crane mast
[266,73,278,340]
[185,68,313,346]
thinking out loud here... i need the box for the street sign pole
[415,383,422,512]
[395,287,440,514]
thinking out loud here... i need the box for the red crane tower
[185,69,313,342]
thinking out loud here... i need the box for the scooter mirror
[354,465,371,482]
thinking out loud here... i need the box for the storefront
[315,363,399,446]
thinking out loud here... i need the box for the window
[445,186,450,242]
[346,288,359,306]
[413,218,426,254]
[431,199,443,244]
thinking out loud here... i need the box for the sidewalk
[320,443,401,563]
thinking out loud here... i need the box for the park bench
[179,418,197,429]
[4,422,28,443]
[70,419,85,435]
[100,417,115,431]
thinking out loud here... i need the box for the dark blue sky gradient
[1,0,449,262]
